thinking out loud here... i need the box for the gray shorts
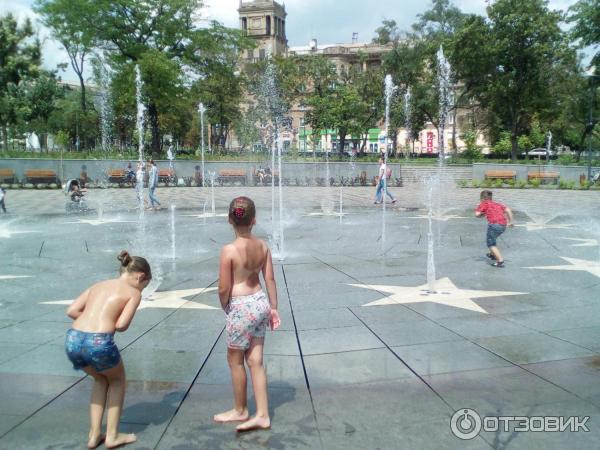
[486,223,506,247]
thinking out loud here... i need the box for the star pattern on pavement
[516,222,574,232]
[182,213,228,219]
[63,218,135,226]
[305,211,347,217]
[526,257,600,279]
[559,237,599,247]
[405,214,468,221]
[0,226,39,239]
[351,277,527,314]
[40,287,219,310]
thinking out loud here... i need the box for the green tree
[373,19,401,45]
[569,0,600,69]
[20,71,65,151]
[49,88,99,151]
[189,22,253,150]
[35,0,97,112]
[45,0,203,156]
[0,14,41,151]
[452,0,574,160]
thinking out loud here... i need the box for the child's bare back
[71,279,142,333]
[224,236,269,298]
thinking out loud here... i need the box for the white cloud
[1,0,79,81]
[2,0,584,82]
[202,0,239,27]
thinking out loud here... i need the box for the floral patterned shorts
[226,290,271,350]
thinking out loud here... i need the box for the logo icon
[451,408,482,440]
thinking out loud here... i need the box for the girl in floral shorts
[214,196,281,432]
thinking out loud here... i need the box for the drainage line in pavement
[314,257,454,411]
[0,279,219,442]
[347,308,454,411]
[282,265,324,448]
[153,327,225,450]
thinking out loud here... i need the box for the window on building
[266,16,271,35]
[247,49,253,60]
[241,18,247,34]
[259,48,266,60]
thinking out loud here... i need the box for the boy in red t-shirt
[475,190,514,267]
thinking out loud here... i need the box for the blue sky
[1,0,583,82]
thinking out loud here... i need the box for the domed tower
[238,0,288,61]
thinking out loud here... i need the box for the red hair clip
[233,206,245,218]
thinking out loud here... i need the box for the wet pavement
[0,183,599,449]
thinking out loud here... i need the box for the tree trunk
[338,128,347,155]
[148,102,161,157]
[451,109,458,154]
[510,129,518,162]
[2,125,8,152]
[79,74,87,113]
[391,129,398,155]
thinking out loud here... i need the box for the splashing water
[135,65,146,214]
[198,103,206,187]
[382,74,397,254]
[404,87,412,158]
[260,52,288,260]
[436,46,452,161]
[424,175,437,292]
[97,57,113,152]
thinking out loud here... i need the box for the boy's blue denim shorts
[65,328,121,372]
[486,223,506,247]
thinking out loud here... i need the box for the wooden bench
[158,169,176,183]
[527,172,560,184]
[484,170,517,181]
[218,169,247,185]
[0,168,16,184]
[359,171,368,186]
[107,169,127,185]
[253,169,280,185]
[25,169,58,184]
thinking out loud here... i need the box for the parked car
[521,148,556,158]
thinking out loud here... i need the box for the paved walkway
[0,185,599,449]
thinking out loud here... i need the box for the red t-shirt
[476,200,507,225]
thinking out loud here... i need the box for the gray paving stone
[1,185,599,448]
[298,326,384,355]
[304,348,416,387]
[391,340,514,376]
[424,366,578,414]
[473,332,596,364]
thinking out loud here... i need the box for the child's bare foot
[105,433,137,449]
[236,415,271,432]
[87,433,105,449]
[213,408,249,423]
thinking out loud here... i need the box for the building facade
[236,0,488,155]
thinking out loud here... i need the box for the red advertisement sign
[426,132,434,153]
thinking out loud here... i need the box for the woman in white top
[374,157,396,204]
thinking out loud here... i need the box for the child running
[214,196,281,432]
[475,190,514,267]
[65,251,151,449]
